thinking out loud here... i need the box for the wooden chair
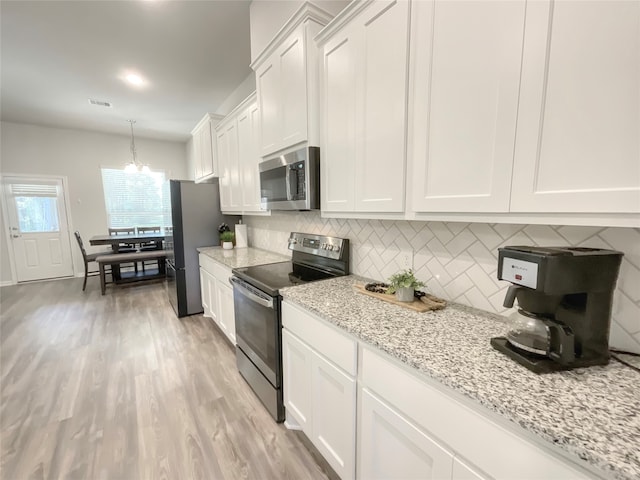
[108,227,137,272]
[137,226,162,272]
[74,231,112,291]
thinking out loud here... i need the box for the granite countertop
[197,246,289,269]
[280,275,640,480]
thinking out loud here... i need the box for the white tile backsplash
[244,212,640,353]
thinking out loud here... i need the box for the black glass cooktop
[233,261,336,297]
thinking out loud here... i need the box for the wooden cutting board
[353,284,446,312]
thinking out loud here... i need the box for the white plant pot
[222,241,234,250]
[395,287,414,302]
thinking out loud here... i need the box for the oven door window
[233,282,281,387]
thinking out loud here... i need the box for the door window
[15,196,60,232]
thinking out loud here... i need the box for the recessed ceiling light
[125,73,145,86]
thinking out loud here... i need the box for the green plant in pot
[220,231,235,250]
[387,269,425,302]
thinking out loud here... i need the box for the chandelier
[124,119,150,173]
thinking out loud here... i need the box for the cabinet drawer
[211,262,232,284]
[198,253,217,273]
[360,347,593,479]
[282,301,357,376]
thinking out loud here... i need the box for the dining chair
[108,227,138,272]
[137,226,162,272]
[74,231,112,291]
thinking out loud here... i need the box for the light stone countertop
[197,246,290,269]
[280,275,640,480]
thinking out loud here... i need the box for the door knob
[12,234,21,238]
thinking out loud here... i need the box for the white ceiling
[0,0,252,142]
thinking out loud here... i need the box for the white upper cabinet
[319,0,411,213]
[216,119,241,212]
[237,99,263,212]
[252,4,334,157]
[192,114,223,183]
[410,0,526,213]
[511,0,640,213]
[216,93,266,215]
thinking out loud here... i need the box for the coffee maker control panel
[501,257,538,289]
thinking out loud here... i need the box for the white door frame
[0,173,76,285]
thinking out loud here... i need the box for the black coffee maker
[490,246,623,373]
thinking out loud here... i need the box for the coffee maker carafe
[490,246,623,373]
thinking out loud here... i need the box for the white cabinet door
[193,127,203,181]
[216,280,236,345]
[311,350,356,480]
[320,0,410,213]
[217,121,241,212]
[511,0,640,213]
[216,128,231,210]
[200,268,211,317]
[279,25,307,148]
[238,100,263,212]
[321,26,357,212]
[200,119,215,179]
[452,457,490,480]
[410,0,525,213]
[358,387,453,480]
[355,0,409,212]
[282,329,313,431]
[256,58,281,156]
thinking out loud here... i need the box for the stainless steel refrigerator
[165,179,238,317]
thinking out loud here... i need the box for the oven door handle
[230,276,274,309]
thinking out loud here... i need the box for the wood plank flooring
[0,277,331,480]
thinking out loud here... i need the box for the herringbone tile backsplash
[244,212,640,354]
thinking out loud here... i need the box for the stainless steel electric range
[230,232,350,422]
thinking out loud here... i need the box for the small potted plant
[387,269,425,302]
[218,223,234,250]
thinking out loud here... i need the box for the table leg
[111,245,122,281]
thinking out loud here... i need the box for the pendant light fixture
[124,119,150,173]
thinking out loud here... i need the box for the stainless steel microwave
[259,146,320,210]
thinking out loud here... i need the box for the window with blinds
[100,168,171,229]
[10,183,61,233]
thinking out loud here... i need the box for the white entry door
[2,176,74,282]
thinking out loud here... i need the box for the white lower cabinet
[198,254,235,345]
[282,329,313,431]
[358,387,454,480]
[283,301,597,479]
[311,350,356,478]
[282,301,357,479]
[199,267,216,320]
[215,278,235,345]
[452,457,488,480]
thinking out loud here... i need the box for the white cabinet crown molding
[190,113,224,135]
[214,91,258,132]
[314,0,376,45]
[250,1,335,70]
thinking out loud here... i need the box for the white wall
[0,121,188,284]
[244,212,640,354]
[249,0,351,63]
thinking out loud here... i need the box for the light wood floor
[0,277,331,480]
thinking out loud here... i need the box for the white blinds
[10,183,58,197]
[100,168,171,228]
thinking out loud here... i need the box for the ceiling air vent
[88,98,112,108]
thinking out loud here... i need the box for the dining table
[89,231,170,282]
